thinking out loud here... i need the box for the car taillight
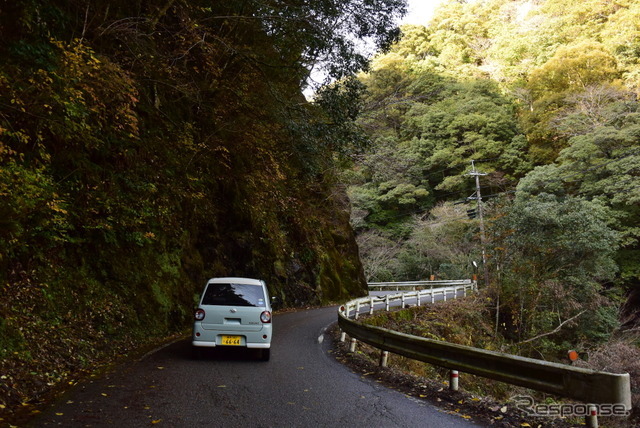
[260,311,272,323]
[194,309,205,321]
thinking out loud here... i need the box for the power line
[353,147,639,226]
[559,148,640,184]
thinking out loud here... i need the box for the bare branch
[517,310,587,345]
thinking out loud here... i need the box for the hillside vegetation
[0,0,406,419]
[349,0,640,362]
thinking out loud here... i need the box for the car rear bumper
[192,340,271,349]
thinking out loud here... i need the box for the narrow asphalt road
[32,306,481,427]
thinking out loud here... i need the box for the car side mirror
[271,296,281,310]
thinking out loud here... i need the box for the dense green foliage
[0,0,406,415]
[348,0,640,358]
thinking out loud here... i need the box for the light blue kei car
[192,277,273,361]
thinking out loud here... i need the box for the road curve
[33,307,481,427]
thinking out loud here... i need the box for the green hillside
[349,0,640,363]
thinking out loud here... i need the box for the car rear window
[201,283,266,307]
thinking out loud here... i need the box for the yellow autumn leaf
[521,424,531,427]
[151,419,162,424]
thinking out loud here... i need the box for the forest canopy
[348,0,640,357]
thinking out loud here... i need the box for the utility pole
[468,160,490,287]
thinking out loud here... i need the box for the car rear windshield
[202,283,266,307]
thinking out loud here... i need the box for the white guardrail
[337,280,631,425]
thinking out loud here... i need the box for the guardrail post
[450,370,459,391]
[350,338,357,353]
[355,301,360,320]
[464,285,467,297]
[385,295,390,311]
[444,289,448,302]
[430,286,434,304]
[369,297,374,315]
[401,294,405,309]
[417,290,421,307]
[586,405,598,428]
[340,331,346,342]
[379,350,389,367]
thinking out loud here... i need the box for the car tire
[259,348,270,361]
[192,346,203,360]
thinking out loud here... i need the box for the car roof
[207,277,264,286]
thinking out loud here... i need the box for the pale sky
[401,0,448,25]
[304,0,447,98]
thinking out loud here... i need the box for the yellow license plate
[221,335,242,346]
